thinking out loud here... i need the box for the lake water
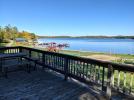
[38,38,134,54]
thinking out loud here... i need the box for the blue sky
[1,0,134,36]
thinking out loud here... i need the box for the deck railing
[0,46,134,98]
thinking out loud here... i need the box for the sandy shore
[82,54,120,61]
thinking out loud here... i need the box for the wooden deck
[0,69,105,100]
[0,68,134,100]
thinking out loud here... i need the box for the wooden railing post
[102,66,105,91]
[42,53,45,62]
[106,64,113,99]
[42,53,46,69]
[64,57,69,81]
[19,47,22,53]
[29,50,31,58]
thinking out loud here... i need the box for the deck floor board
[0,70,102,100]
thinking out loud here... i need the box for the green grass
[59,50,105,56]
[0,43,7,46]
[59,50,134,65]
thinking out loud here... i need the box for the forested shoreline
[0,24,37,43]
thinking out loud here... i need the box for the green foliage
[0,25,37,43]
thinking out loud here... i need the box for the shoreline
[35,44,134,55]
[33,44,134,57]
[38,36,134,39]
[32,46,134,63]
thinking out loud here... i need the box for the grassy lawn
[60,50,134,64]
[0,43,7,46]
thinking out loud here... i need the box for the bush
[2,39,10,43]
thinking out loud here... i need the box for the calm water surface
[38,38,134,54]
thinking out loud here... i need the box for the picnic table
[0,53,27,75]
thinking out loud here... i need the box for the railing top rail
[0,46,20,50]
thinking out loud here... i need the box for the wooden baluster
[64,57,68,81]
[86,63,88,79]
[50,55,52,66]
[17,48,19,53]
[112,70,114,87]
[123,72,126,93]
[52,56,55,67]
[98,66,100,83]
[94,65,96,82]
[54,56,56,68]
[90,64,92,80]
[42,53,45,63]
[82,62,85,79]
[11,49,13,53]
[72,61,75,74]
[58,57,60,68]
[60,57,61,69]
[117,71,120,90]
[102,66,105,91]
[29,50,31,58]
[56,56,58,68]
[73,61,76,75]
[76,61,79,76]
[71,60,73,74]
[14,49,16,53]
[80,62,82,78]
[47,55,49,65]
[8,49,10,53]
[106,64,113,99]
[59,56,60,69]
[48,54,51,67]
[69,60,73,73]
[60,57,62,69]
[62,57,64,70]
[53,56,55,66]
[55,56,57,67]
[46,55,48,65]
[129,73,133,94]
[7,49,9,53]
[19,47,22,53]
[76,61,79,75]
[51,55,53,67]
[59,57,61,69]
[12,49,14,53]
[68,59,70,74]
[15,49,17,53]
[48,55,50,65]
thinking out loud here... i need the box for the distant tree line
[38,35,134,39]
[0,24,37,43]
[38,36,71,38]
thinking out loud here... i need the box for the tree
[12,26,18,40]
[30,33,37,41]
[0,26,5,42]
[0,24,37,43]
[4,24,12,39]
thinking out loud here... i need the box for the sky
[0,0,134,36]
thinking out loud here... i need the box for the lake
[38,38,134,54]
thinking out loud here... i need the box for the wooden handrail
[19,46,134,72]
